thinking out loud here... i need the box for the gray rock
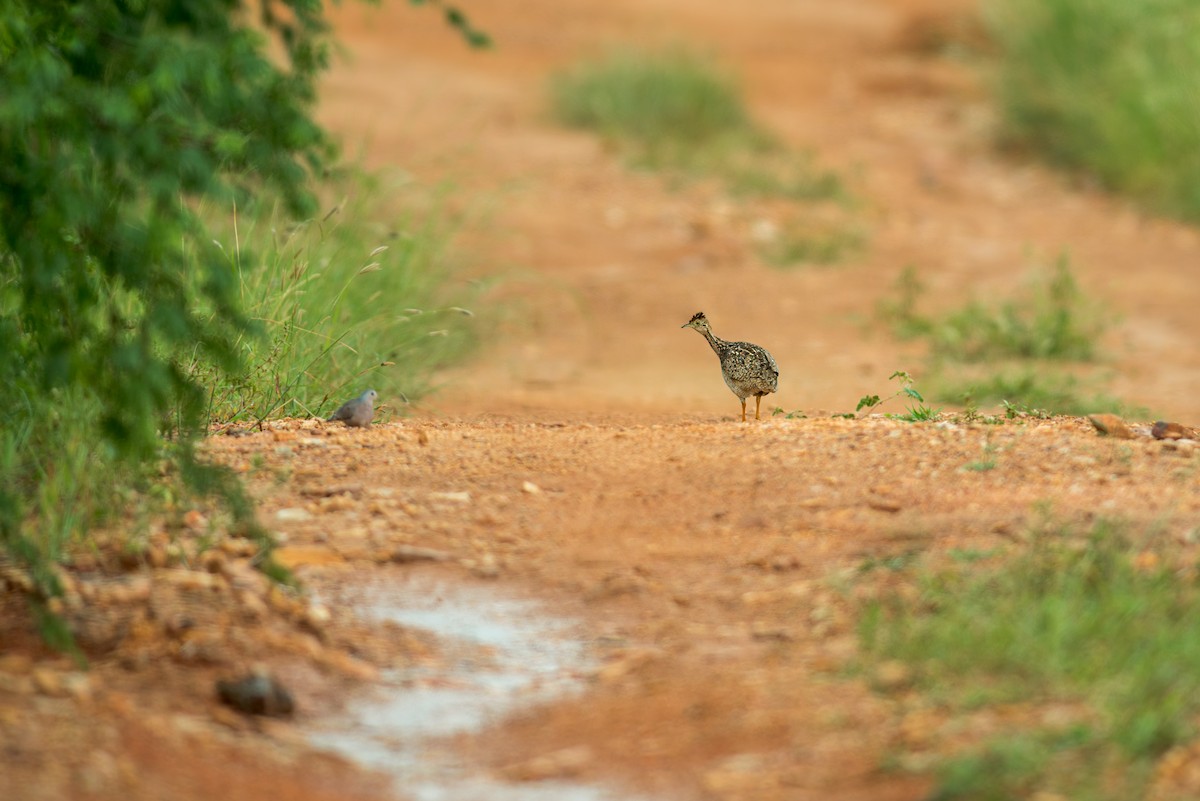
[326,389,378,428]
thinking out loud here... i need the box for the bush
[861,517,1200,797]
[191,172,475,423]
[550,48,764,165]
[989,0,1200,220]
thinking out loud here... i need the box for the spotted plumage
[681,311,778,422]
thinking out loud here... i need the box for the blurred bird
[326,389,378,428]
[681,311,778,422]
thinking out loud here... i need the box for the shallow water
[308,571,641,801]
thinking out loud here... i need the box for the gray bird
[681,311,778,422]
[326,389,378,428]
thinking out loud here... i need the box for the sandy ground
[4,1,1200,800]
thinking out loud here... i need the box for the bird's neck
[700,327,727,356]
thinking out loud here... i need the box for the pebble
[275,507,313,522]
[31,667,66,697]
[521,481,542,495]
[500,745,594,781]
[385,545,452,564]
[429,490,472,503]
[1087,414,1136,439]
[873,659,913,692]
[1153,420,1199,440]
[216,672,295,717]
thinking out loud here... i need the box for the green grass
[876,258,1133,416]
[860,516,1200,799]
[937,369,1145,418]
[758,223,865,268]
[188,171,476,423]
[888,256,1107,363]
[550,48,765,167]
[988,0,1200,221]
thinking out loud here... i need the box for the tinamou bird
[326,389,378,428]
[681,311,778,422]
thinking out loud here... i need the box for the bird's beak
[680,322,689,328]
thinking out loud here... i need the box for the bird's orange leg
[755,394,763,420]
[740,398,747,423]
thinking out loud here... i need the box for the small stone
[275,507,313,522]
[429,490,472,503]
[386,545,452,564]
[868,498,902,513]
[751,622,793,642]
[321,651,380,682]
[873,659,913,692]
[500,746,594,781]
[1088,413,1136,439]
[0,653,34,675]
[182,510,207,531]
[31,667,66,697]
[216,672,295,717]
[470,554,500,579]
[1153,420,1198,440]
[62,672,95,703]
[521,481,542,495]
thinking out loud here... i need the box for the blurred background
[315,0,1200,423]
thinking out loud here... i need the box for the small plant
[963,441,999,472]
[856,371,937,421]
[188,172,476,423]
[771,407,808,419]
[989,0,1200,222]
[550,48,763,167]
[759,223,865,268]
[860,516,1200,798]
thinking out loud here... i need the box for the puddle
[308,570,641,801]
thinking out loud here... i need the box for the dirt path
[5,2,1200,800]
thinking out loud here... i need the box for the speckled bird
[326,389,378,428]
[681,311,778,422]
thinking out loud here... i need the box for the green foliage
[903,257,1106,363]
[409,0,492,49]
[877,258,1131,416]
[758,223,865,269]
[988,0,1200,221]
[550,48,763,165]
[856,370,938,421]
[0,1,344,607]
[937,369,1142,418]
[861,517,1200,798]
[190,172,475,423]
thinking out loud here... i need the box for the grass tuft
[876,257,1134,416]
[550,48,764,167]
[989,0,1200,221]
[861,516,1200,798]
[188,170,476,423]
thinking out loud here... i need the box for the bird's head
[681,311,710,332]
[363,389,379,403]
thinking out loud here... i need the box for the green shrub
[989,0,1200,220]
[190,173,475,423]
[550,48,763,165]
[862,517,1200,797]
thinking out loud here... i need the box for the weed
[989,0,1200,222]
[188,171,476,422]
[550,48,763,167]
[856,371,938,421]
[549,49,856,213]
[861,516,1200,798]
[759,223,865,268]
[771,407,808,420]
[876,258,1137,416]
[963,441,999,472]
[938,370,1142,418]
